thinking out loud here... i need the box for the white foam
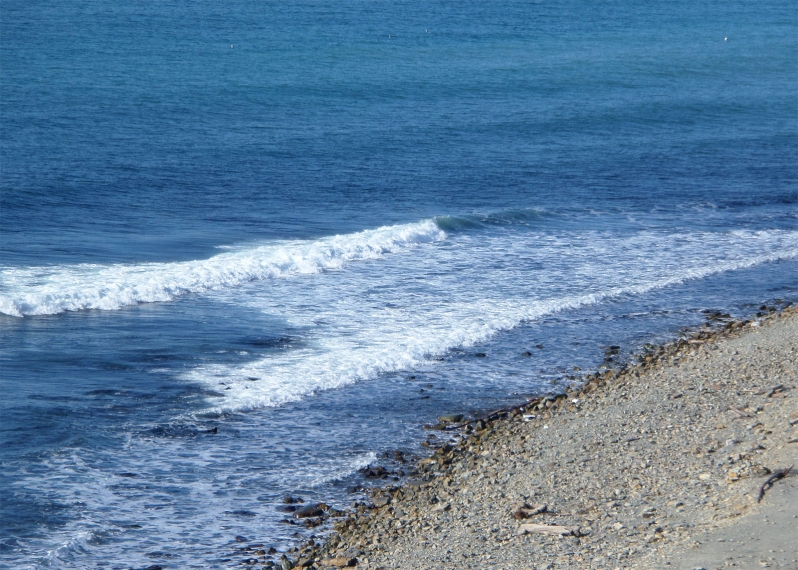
[306,452,378,487]
[187,228,798,413]
[0,220,445,317]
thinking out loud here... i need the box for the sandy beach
[271,305,798,570]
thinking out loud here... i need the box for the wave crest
[0,220,445,317]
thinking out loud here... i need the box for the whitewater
[3,220,795,321]
[0,220,445,317]
[3,0,796,567]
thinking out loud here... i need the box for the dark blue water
[1,0,796,567]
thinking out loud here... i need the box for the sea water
[1,0,796,568]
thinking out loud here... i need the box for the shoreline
[256,304,797,569]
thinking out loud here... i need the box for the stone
[294,504,326,518]
[438,414,464,423]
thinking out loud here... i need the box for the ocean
[1,0,796,568]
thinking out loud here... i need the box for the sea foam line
[194,244,798,413]
[0,220,445,317]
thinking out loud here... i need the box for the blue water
[1,0,797,567]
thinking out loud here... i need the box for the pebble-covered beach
[259,306,797,570]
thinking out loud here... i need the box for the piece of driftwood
[517,523,580,536]
[729,407,753,418]
[757,465,793,503]
[765,384,785,398]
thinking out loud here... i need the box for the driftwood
[757,465,793,503]
[319,556,357,568]
[517,523,580,536]
[765,384,785,398]
[729,407,753,418]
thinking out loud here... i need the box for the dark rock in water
[277,505,297,512]
[407,375,416,380]
[280,554,293,570]
[235,535,247,542]
[383,449,407,463]
[246,376,259,381]
[438,414,463,423]
[282,496,300,504]
[268,547,278,554]
[536,344,544,349]
[145,566,163,570]
[202,427,218,434]
[225,509,257,517]
[475,352,487,357]
[117,472,137,478]
[522,351,532,356]
[293,504,325,518]
[359,465,390,478]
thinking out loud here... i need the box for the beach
[285,306,798,569]
[3,1,797,566]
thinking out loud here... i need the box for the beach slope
[306,308,797,570]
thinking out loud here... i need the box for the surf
[0,220,445,317]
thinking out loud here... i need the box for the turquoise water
[1,0,796,567]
